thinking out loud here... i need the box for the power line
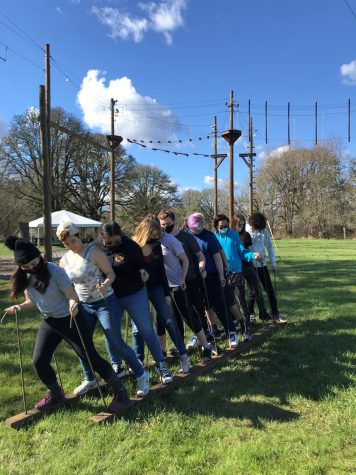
[0,11,44,51]
[0,39,44,71]
[343,0,356,20]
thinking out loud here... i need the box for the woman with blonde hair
[57,221,150,397]
[133,217,190,373]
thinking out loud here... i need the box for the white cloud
[259,145,290,160]
[0,117,8,138]
[178,185,200,193]
[92,0,187,44]
[203,175,227,186]
[340,60,356,85]
[56,6,64,14]
[92,7,148,42]
[77,69,179,141]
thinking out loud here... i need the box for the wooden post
[229,90,234,223]
[315,101,318,145]
[213,116,218,217]
[39,85,52,261]
[110,98,116,222]
[45,44,51,201]
[249,117,254,216]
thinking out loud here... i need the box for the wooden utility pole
[110,98,117,222]
[239,117,256,216]
[45,44,51,171]
[39,85,52,262]
[221,90,241,223]
[228,91,234,221]
[107,99,123,222]
[248,117,255,215]
[213,116,218,216]
[210,117,228,216]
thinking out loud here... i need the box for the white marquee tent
[29,210,101,243]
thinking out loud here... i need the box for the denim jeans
[80,293,144,380]
[148,286,187,355]
[116,287,164,365]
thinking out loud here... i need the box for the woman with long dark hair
[4,236,128,412]
[97,222,173,384]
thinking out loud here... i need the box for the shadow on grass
[122,314,355,428]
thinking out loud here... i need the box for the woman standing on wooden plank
[4,236,129,413]
[57,221,150,398]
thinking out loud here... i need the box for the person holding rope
[56,221,150,398]
[96,222,173,384]
[232,213,271,323]
[147,215,212,363]
[133,217,190,372]
[213,214,260,340]
[245,212,287,323]
[3,236,129,413]
[186,213,238,348]
[158,209,212,346]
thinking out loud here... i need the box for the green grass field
[0,239,355,474]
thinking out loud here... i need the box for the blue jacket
[216,229,255,273]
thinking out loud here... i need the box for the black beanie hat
[4,235,41,265]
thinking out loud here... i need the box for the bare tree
[116,165,180,231]
[0,107,137,221]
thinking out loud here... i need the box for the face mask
[219,227,228,236]
[27,258,44,275]
[190,224,204,235]
[147,238,159,245]
[164,224,174,234]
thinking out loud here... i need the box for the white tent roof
[29,210,101,228]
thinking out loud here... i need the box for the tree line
[0,107,354,239]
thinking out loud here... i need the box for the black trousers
[167,286,203,337]
[33,305,114,388]
[186,278,209,333]
[205,273,235,334]
[243,262,269,318]
[247,265,278,316]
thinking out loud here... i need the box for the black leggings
[33,306,114,388]
[247,265,278,315]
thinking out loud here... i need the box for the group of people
[4,210,285,414]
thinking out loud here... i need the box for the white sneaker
[229,332,239,348]
[187,336,198,349]
[249,314,257,324]
[155,361,173,384]
[179,354,190,373]
[73,379,97,396]
[136,371,150,397]
[112,364,126,378]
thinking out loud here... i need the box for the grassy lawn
[0,239,355,474]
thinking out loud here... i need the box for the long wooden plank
[5,381,108,429]
[91,323,280,424]
[6,393,78,429]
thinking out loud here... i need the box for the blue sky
[1,0,355,192]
